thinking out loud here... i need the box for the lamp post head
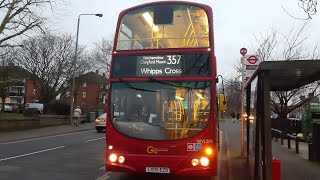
[95,14,103,17]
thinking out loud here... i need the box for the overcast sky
[53,0,320,77]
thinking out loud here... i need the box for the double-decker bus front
[106,1,216,176]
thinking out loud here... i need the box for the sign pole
[241,57,245,158]
[240,48,247,158]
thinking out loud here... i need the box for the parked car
[25,103,44,114]
[0,105,13,112]
[95,113,107,133]
[8,104,19,113]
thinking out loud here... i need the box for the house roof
[76,71,108,83]
[0,65,33,79]
[244,60,320,91]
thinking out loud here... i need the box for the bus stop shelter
[243,60,320,180]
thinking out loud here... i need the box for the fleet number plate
[146,167,170,173]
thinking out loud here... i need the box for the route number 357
[166,55,181,65]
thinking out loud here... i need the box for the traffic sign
[240,48,247,56]
[247,55,258,64]
[242,54,260,80]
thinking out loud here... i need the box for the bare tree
[252,23,320,124]
[0,47,15,111]
[16,33,90,112]
[224,75,242,115]
[90,36,113,78]
[0,0,66,48]
[282,0,317,20]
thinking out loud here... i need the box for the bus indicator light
[191,159,199,166]
[205,148,213,156]
[118,156,125,164]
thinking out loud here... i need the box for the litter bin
[86,112,96,123]
[272,157,281,180]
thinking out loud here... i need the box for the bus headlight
[191,159,199,166]
[118,156,125,164]
[109,154,117,162]
[200,157,210,166]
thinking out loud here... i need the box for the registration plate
[146,167,170,173]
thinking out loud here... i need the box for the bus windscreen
[116,4,210,50]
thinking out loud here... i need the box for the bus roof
[118,1,212,16]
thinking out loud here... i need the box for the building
[2,64,108,111]
[65,71,108,111]
[0,64,38,104]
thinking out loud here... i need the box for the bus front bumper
[105,154,217,176]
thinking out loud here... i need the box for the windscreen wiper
[149,77,210,90]
[118,78,158,93]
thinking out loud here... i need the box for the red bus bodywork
[106,1,217,176]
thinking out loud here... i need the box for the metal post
[69,14,103,125]
[70,16,81,125]
[288,137,291,149]
[296,137,299,154]
[241,56,245,157]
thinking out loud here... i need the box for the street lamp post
[70,13,103,125]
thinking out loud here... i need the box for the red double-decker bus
[106,1,217,176]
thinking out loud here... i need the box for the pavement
[221,119,320,180]
[219,120,249,180]
[272,137,320,180]
[0,122,96,143]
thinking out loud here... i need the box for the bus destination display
[112,53,210,77]
[136,55,182,76]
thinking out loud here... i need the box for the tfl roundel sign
[247,55,258,64]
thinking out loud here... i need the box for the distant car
[0,105,13,112]
[8,104,19,113]
[25,103,43,113]
[95,113,107,133]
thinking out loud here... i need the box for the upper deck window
[116,4,210,50]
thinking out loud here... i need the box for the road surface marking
[0,146,66,162]
[96,172,111,180]
[85,137,106,143]
[0,130,95,145]
[99,166,105,170]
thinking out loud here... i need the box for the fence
[271,128,313,161]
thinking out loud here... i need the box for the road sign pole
[239,47,247,158]
[241,56,245,158]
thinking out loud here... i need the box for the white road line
[0,146,66,162]
[99,166,105,170]
[0,130,95,145]
[85,137,106,143]
[96,172,111,180]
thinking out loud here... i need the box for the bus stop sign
[247,55,258,65]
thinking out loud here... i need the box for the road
[0,130,106,180]
[0,130,220,180]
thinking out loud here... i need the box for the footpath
[0,122,95,143]
[272,137,320,179]
[219,120,249,180]
[221,119,320,180]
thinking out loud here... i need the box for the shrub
[24,108,39,116]
[48,101,70,115]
